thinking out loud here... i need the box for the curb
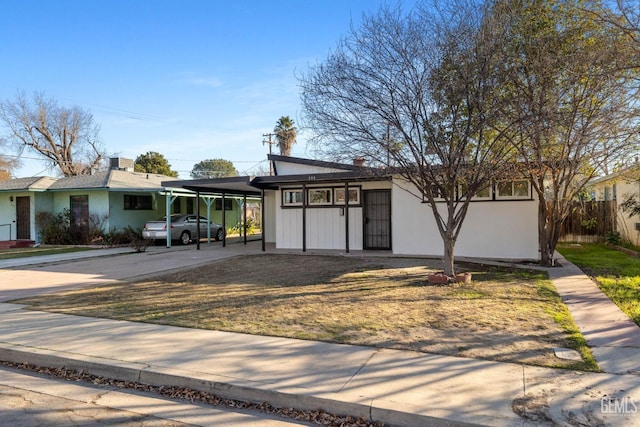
[0,344,482,427]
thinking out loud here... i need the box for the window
[283,189,303,206]
[308,188,332,205]
[215,198,233,210]
[335,188,360,204]
[496,179,530,199]
[186,198,194,214]
[173,199,181,214]
[124,194,152,210]
[458,183,492,200]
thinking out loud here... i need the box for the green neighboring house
[0,158,246,245]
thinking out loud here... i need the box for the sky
[0,0,408,179]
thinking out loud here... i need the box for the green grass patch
[557,243,640,327]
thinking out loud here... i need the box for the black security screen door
[363,190,391,250]
[16,196,30,239]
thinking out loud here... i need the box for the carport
[162,176,264,250]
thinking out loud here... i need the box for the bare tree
[0,92,105,176]
[301,1,515,276]
[0,138,19,180]
[493,0,639,266]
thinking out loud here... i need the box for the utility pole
[262,133,276,176]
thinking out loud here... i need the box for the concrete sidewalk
[548,252,640,376]
[0,244,639,425]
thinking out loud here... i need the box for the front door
[363,190,391,250]
[16,196,30,240]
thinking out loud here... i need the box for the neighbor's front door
[16,196,30,240]
[363,190,391,250]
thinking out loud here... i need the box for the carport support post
[166,190,177,248]
[222,193,226,248]
[204,196,214,245]
[345,182,349,253]
[261,189,265,252]
[302,184,306,252]
[243,194,247,245]
[196,191,201,251]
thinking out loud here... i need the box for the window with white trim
[458,183,492,200]
[335,188,360,204]
[496,179,530,199]
[308,188,332,205]
[283,189,303,206]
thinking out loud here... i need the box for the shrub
[36,210,73,244]
[605,231,623,246]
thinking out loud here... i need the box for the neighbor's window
[335,188,360,204]
[283,189,303,206]
[308,188,332,205]
[124,194,153,210]
[496,180,530,199]
[215,198,233,210]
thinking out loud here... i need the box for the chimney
[353,157,366,167]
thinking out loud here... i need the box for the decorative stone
[455,273,472,283]
[428,272,450,284]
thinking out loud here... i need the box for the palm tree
[274,116,297,156]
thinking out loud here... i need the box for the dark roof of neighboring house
[0,170,180,192]
[48,170,179,191]
[0,176,57,191]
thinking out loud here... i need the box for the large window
[496,180,530,199]
[124,194,152,210]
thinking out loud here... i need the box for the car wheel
[179,231,191,245]
[215,228,224,241]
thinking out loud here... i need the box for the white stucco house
[165,154,540,261]
[591,165,639,245]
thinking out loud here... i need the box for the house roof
[0,176,57,192]
[162,158,392,194]
[268,154,361,172]
[48,170,179,191]
[590,164,640,186]
[0,170,181,193]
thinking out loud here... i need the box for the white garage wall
[275,204,364,250]
[392,178,539,260]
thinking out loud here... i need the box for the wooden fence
[559,200,617,243]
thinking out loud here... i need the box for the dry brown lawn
[13,254,597,370]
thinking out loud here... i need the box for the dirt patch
[13,253,594,370]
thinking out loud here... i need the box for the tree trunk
[538,201,554,266]
[443,237,456,276]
